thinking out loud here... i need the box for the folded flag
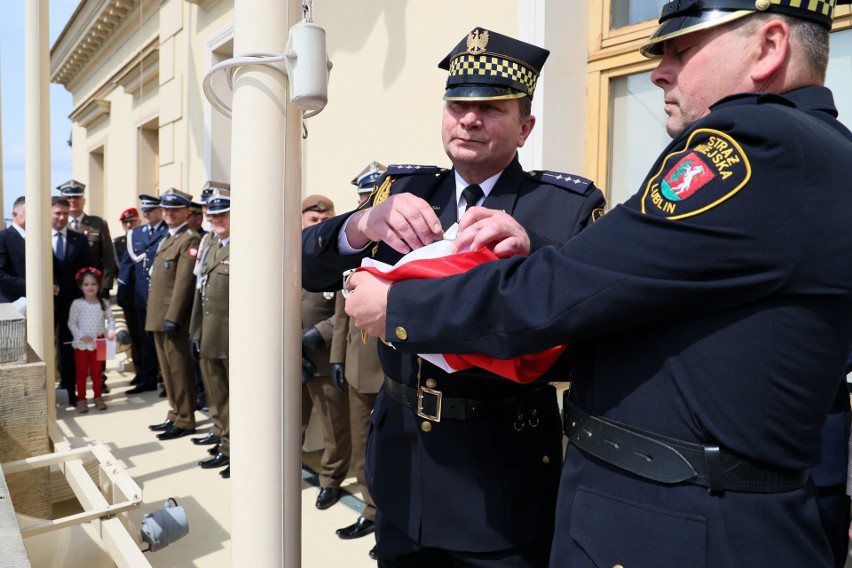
[355,233,567,384]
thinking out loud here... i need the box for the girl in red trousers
[68,267,115,412]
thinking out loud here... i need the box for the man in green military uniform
[191,189,231,478]
[146,188,201,441]
[301,194,351,511]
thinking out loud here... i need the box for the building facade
[50,0,852,221]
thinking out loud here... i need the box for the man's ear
[750,18,791,83]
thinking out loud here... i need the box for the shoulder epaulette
[386,164,448,176]
[527,170,593,195]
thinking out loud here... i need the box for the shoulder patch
[386,164,447,176]
[641,128,751,220]
[527,170,592,195]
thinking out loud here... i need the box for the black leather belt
[564,397,809,494]
[383,376,547,423]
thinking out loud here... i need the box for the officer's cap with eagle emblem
[138,194,161,211]
[351,161,388,194]
[159,188,193,209]
[641,0,851,57]
[206,189,231,215]
[439,27,549,101]
[57,179,86,197]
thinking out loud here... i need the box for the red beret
[119,207,139,222]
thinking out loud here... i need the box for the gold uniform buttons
[395,327,408,341]
[542,455,550,464]
[425,378,436,388]
[420,421,432,433]
[318,236,324,247]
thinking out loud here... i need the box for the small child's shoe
[76,400,88,413]
[94,397,108,411]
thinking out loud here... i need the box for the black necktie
[461,184,484,212]
[55,232,65,260]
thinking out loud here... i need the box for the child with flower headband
[67,267,116,412]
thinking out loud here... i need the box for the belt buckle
[417,385,442,422]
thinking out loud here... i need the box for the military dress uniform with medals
[375,4,852,567]
[190,191,230,464]
[58,180,117,294]
[145,190,201,436]
[117,195,167,391]
[303,29,605,564]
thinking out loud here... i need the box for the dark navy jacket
[383,87,852,566]
[117,221,167,310]
[0,227,26,302]
[303,155,605,551]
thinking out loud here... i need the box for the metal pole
[229,0,302,565]
[24,0,56,422]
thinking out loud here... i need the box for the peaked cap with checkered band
[439,27,549,101]
[642,0,851,57]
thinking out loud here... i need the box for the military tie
[55,231,65,260]
[461,184,484,212]
[69,218,79,231]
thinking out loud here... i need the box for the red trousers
[74,348,103,401]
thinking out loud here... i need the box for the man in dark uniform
[113,207,142,379]
[343,4,852,567]
[118,195,166,394]
[301,194,352,512]
[303,29,605,566]
[190,189,231,478]
[58,179,116,300]
[145,189,201,440]
[330,162,387,550]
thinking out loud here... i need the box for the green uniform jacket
[145,224,201,331]
[190,238,229,359]
[73,213,117,289]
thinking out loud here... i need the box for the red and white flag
[355,232,567,384]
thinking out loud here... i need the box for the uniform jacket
[330,293,383,393]
[302,155,606,551]
[71,214,116,289]
[301,289,338,378]
[117,221,167,310]
[113,234,127,267]
[145,224,200,331]
[190,238,229,359]
[0,227,26,301]
[381,87,852,566]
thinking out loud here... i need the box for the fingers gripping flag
[354,229,567,384]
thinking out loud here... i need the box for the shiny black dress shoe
[199,453,230,469]
[156,425,196,440]
[315,487,340,510]
[191,433,220,446]
[220,466,230,479]
[158,387,167,398]
[129,375,142,386]
[127,383,158,394]
[208,443,221,456]
[368,546,377,560]
[336,516,375,540]
[148,420,173,432]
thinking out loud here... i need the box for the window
[611,0,663,29]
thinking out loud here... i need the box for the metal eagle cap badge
[466,29,489,54]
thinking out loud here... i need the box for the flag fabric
[355,234,567,384]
